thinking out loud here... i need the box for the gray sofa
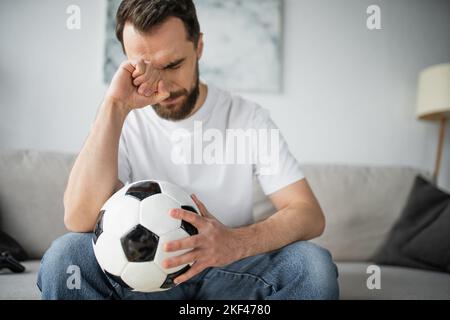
[1,150,449,300]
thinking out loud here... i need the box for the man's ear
[196,33,204,60]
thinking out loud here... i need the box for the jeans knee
[38,233,94,289]
[280,241,340,299]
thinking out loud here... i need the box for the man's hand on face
[105,59,170,111]
[163,195,245,285]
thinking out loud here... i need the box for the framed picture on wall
[104,0,283,93]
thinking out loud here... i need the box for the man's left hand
[163,194,244,285]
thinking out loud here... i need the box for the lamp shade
[416,63,450,120]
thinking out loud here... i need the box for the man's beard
[152,61,200,121]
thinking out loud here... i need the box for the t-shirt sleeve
[118,131,132,185]
[252,107,305,196]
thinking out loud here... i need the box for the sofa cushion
[0,150,75,259]
[373,175,450,273]
[0,230,28,261]
[253,165,431,262]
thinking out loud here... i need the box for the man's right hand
[105,59,170,111]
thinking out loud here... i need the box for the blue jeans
[37,233,339,300]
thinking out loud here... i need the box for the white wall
[1,0,450,189]
[0,0,107,153]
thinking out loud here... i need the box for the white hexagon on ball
[139,193,181,236]
[101,196,140,238]
[158,181,200,212]
[121,261,167,293]
[154,228,193,275]
[93,232,128,276]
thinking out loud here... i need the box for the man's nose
[158,76,175,93]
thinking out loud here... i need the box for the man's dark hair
[116,0,201,52]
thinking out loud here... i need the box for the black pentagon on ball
[160,265,191,289]
[121,225,159,262]
[125,181,161,201]
[104,270,130,289]
[181,205,199,236]
[93,210,105,245]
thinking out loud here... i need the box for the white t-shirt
[118,84,304,227]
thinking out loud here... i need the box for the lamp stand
[433,116,447,184]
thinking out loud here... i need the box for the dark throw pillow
[0,231,28,261]
[373,175,450,273]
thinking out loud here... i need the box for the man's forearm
[233,202,325,260]
[64,98,130,232]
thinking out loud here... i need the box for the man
[38,0,339,300]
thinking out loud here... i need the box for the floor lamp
[416,63,450,184]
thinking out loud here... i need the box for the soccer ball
[92,180,200,293]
